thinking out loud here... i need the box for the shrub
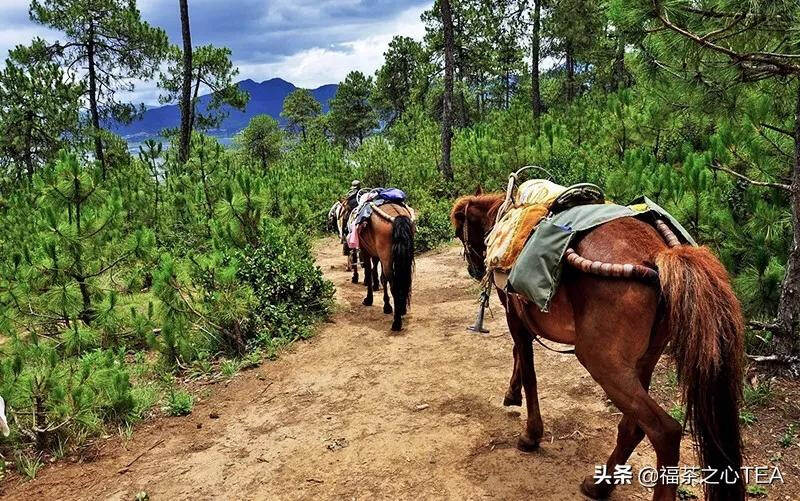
[164,390,194,417]
[415,197,454,253]
[237,219,334,342]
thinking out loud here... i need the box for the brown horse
[451,193,744,501]
[357,203,415,331]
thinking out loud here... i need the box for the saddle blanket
[506,196,696,312]
[485,179,567,273]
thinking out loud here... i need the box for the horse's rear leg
[362,255,373,306]
[372,256,380,291]
[580,360,680,501]
[381,271,392,315]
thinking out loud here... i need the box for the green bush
[164,389,194,417]
[237,219,334,342]
[415,197,455,253]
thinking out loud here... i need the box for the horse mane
[450,193,505,228]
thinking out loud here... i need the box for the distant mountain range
[109,78,338,141]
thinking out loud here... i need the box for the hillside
[109,78,338,141]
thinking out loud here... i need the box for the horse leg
[580,356,658,499]
[505,306,542,451]
[499,289,523,407]
[351,250,359,284]
[382,271,392,314]
[372,256,381,291]
[578,340,679,501]
[362,254,373,306]
[503,343,523,407]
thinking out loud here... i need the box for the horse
[328,198,364,285]
[356,203,415,331]
[451,192,744,501]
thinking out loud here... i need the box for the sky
[0,0,430,105]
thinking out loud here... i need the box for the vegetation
[1,0,800,482]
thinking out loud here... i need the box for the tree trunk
[24,117,34,180]
[87,28,106,178]
[531,0,542,125]
[612,32,626,91]
[440,0,455,182]
[178,0,193,164]
[565,41,575,101]
[775,81,800,355]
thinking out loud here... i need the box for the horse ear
[474,185,483,195]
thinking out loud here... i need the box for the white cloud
[238,4,427,89]
[1,2,428,104]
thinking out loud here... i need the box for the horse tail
[391,215,415,315]
[656,246,745,501]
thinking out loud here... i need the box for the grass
[15,453,43,481]
[668,404,685,423]
[676,485,698,499]
[739,409,758,426]
[131,384,160,421]
[220,358,240,379]
[164,389,194,417]
[779,423,797,448]
[743,379,774,408]
[746,484,768,497]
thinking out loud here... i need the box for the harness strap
[532,335,576,355]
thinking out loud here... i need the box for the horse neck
[475,195,504,233]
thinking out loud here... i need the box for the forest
[0,0,798,490]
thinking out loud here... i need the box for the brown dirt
[2,238,798,500]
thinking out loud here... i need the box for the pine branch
[760,122,794,137]
[655,2,800,75]
[710,162,791,191]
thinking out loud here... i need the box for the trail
[6,238,665,500]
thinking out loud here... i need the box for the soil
[2,238,798,500]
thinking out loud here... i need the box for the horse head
[451,192,503,280]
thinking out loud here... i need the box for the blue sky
[0,0,430,104]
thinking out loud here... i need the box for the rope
[370,202,416,223]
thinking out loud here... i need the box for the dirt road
[6,238,674,500]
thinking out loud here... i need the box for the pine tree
[236,116,283,171]
[328,71,378,148]
[622,0,800,358]
[372,36,424,124]
[0,40,83,181]
[281,89,322,140]
[30,0,169,178]
[159,45,248,137]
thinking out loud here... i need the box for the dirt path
[6,238,677,500]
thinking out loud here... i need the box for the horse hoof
[516,434,540,453]
[351,276,359,284]
[579,476,614,500]
[391,321,402,331]
[503,395,522,407]
[384,304,393,314]
[363,298,373,306]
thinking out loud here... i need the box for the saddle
[485,175,605,276]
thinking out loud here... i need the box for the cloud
[237,4,428,88]
[0,0,431,104]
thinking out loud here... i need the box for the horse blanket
[485,180,567,273]
[507,196,696,312]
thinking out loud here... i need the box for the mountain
[109,78,338,141]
